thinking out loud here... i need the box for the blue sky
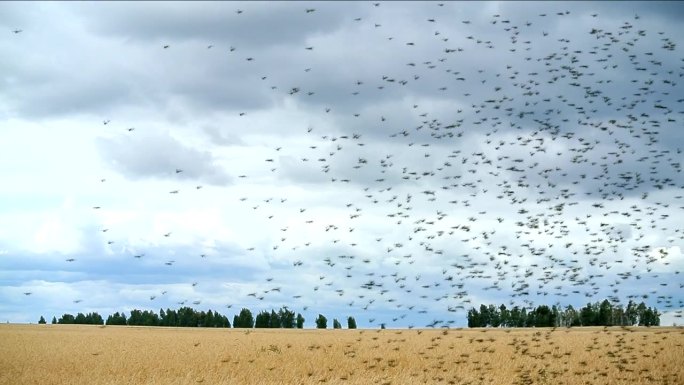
[0,1,682,328]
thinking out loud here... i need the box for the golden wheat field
[1,324,683,385]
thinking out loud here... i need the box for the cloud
[0,1,682,327]
[74,2,361,48]
[96,130,232,186]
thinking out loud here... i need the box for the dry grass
[0,324,682,385]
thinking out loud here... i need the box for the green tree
[564,305,580,327]
[220,314,231,328]
[279,307,296,328]
[204,310,215,327]
[551,305,560,327]
[479,304,490,327]
[159,309,167,326]
[520,308,529,327]
[639,306,660,327]
[127,309,160,326]
[642,307,654,326]
[333,319,341,329]
[467,308,480,327]
[269,309,281,328]
[347,316,357,329]
[75,312,87,324]
[651,307,660,326]
[534,305,551,327]
[315,314,327,329]
[598,300,613,326]
[636,302,647,326]
[234,308,254,328]
[488,304,501,327]
[612,305,625,326]
[58,313,75,324]
[296,313,305,329]
[466,300,660,329]
[51,316,57,325]
[165,309,177,326]
[626,300,638,325]
[128,309,142,325]
[177,307,195,327]
[580,303,595,326]
[85,312,104,325]
[510,306,522,327]
[499,304,509,327]
[106,312,127,326]
[255,311,271,328]
[38,316,46,324]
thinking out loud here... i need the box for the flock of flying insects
[14,2,683,327]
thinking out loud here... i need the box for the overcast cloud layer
[0,1,682,328]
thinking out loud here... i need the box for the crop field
[1,324,682,385]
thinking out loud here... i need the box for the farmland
[1,324,682,385]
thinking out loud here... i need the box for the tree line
[467,299,660,328]
[38,300,660,329]
[38,307,358,329]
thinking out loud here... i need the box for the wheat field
[1,324,682,385]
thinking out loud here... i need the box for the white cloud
[0,1,682,326]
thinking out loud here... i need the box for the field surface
[1,324,683,385]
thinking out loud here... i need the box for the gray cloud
[1,1,682,325]
[73,2,362,48]
[97,130,232,186]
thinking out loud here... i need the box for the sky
[0,1,682,328]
